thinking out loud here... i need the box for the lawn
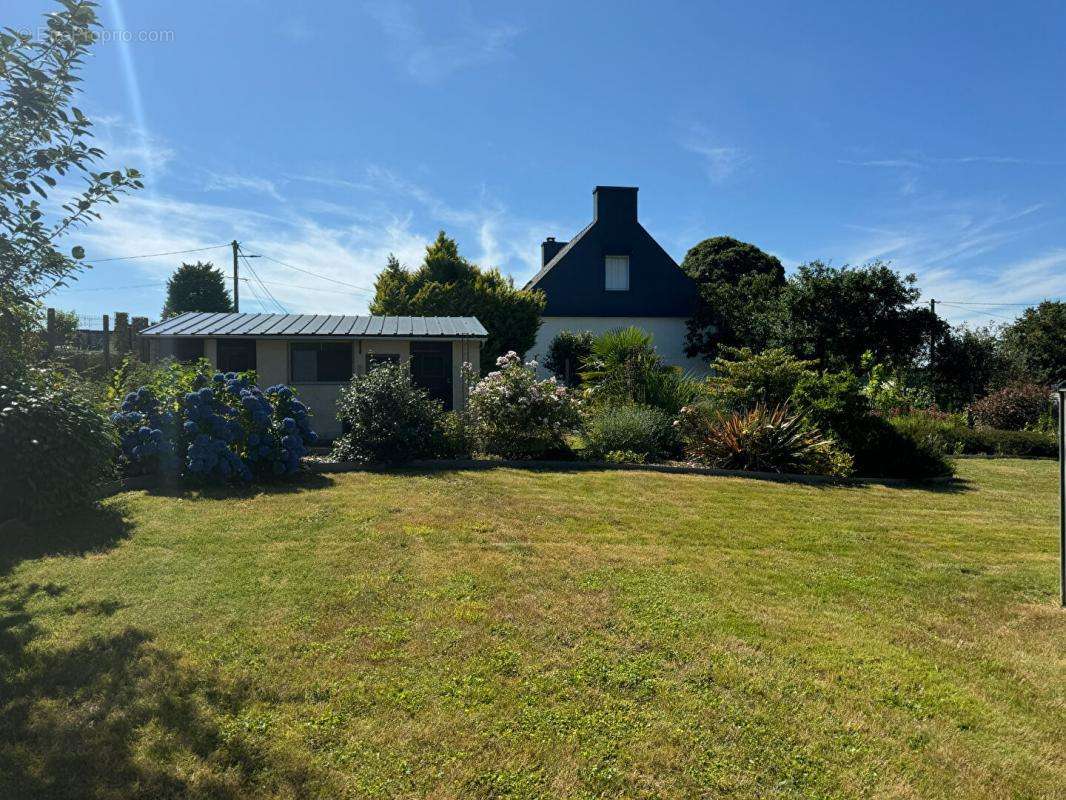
[1,460,1063,799]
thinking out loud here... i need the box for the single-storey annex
[140,311,487,439]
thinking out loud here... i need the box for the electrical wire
[936,302,1019,322]
[239,252,287,313]
[89,244,230,263]
[59,282,167,292]
[240,267,269,312]
[252,252,372,292]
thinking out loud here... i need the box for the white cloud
[49,118,556,316]
[682,125,748,183]
[203,172,284,202]
[834,199,1064,327]
[362,0,520,83]
[92,115,175,179]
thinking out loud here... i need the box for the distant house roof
[141,312,488,339]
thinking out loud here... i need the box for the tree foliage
[369,232,545,370]
[162,262,233,318]
[1001,301,1066,386]
[0,0,142,375]
[543,329,594,386]
[778,260,934,372]
[927,324,1010,409]
[682,236,786,359]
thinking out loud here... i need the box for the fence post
[102,314,111,373]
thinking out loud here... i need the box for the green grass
[1,460,1064,799]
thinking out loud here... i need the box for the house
[139,312,487,439]
[525,186,705,373]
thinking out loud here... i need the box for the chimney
[541,236,566,266]
[593,186,638,223]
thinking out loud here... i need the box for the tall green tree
[681,236,786,360]
[162,262,234,318]
[1001,301,1066,385]
[370,254,413,315]
[925,324,1010,409]
[0,0,142,378]
[778,261,935,372]
[369,232,545,370]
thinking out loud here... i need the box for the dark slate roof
[141,312,488,338]
[524,220,595,290]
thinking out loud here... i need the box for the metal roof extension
[140,312,488,339]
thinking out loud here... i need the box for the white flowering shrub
[464,352,580,459]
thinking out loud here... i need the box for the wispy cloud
[92,114,175,179]
[834,199,1064,326]
[49,119,556,316]
[681,125,748,183]
[362,0,520,83]
[204,172,284,202]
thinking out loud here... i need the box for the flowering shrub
[110,371,316,484]
[332,362,442,464]
[969,382,1050,431]
[110,387,179,475]
[2,380,118,520]
[464,352,580,459]
[676,403,854,478]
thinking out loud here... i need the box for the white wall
[529,316,709,375]
[260,338,480,440]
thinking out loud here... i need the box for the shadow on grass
[319,459,976,494]
[0,503,136,578]
[140,472,337,501]
[0,581,317,800]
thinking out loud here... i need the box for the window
[217,339,256,373]
[290,342,353,383]
[366,352,401,371]
[173,338,204,363]
[605,255,629,291]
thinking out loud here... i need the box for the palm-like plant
[679,402,852,477]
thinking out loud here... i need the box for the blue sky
[15,0,1066,325]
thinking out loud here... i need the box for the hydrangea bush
[110,370,316,483]
[110,387,178,476]
[464,352,580,459]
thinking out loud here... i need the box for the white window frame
[605,255,630,291]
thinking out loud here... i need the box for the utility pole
[1057,384,1066,608]
[929,298,936,359]
[231,240,240,312]
[928,298,937,401]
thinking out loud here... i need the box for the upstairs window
[290,342,353,383]
[605,255,630,291]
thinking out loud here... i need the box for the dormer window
[605,255,630,291]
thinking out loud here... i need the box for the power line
[933,299,1061,307]
[90,244,230,263]
[60,282,167,292]
[239,252,287,313]
[242,271,272,313]
[253,252,373,292]
[936,302,1019,321]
